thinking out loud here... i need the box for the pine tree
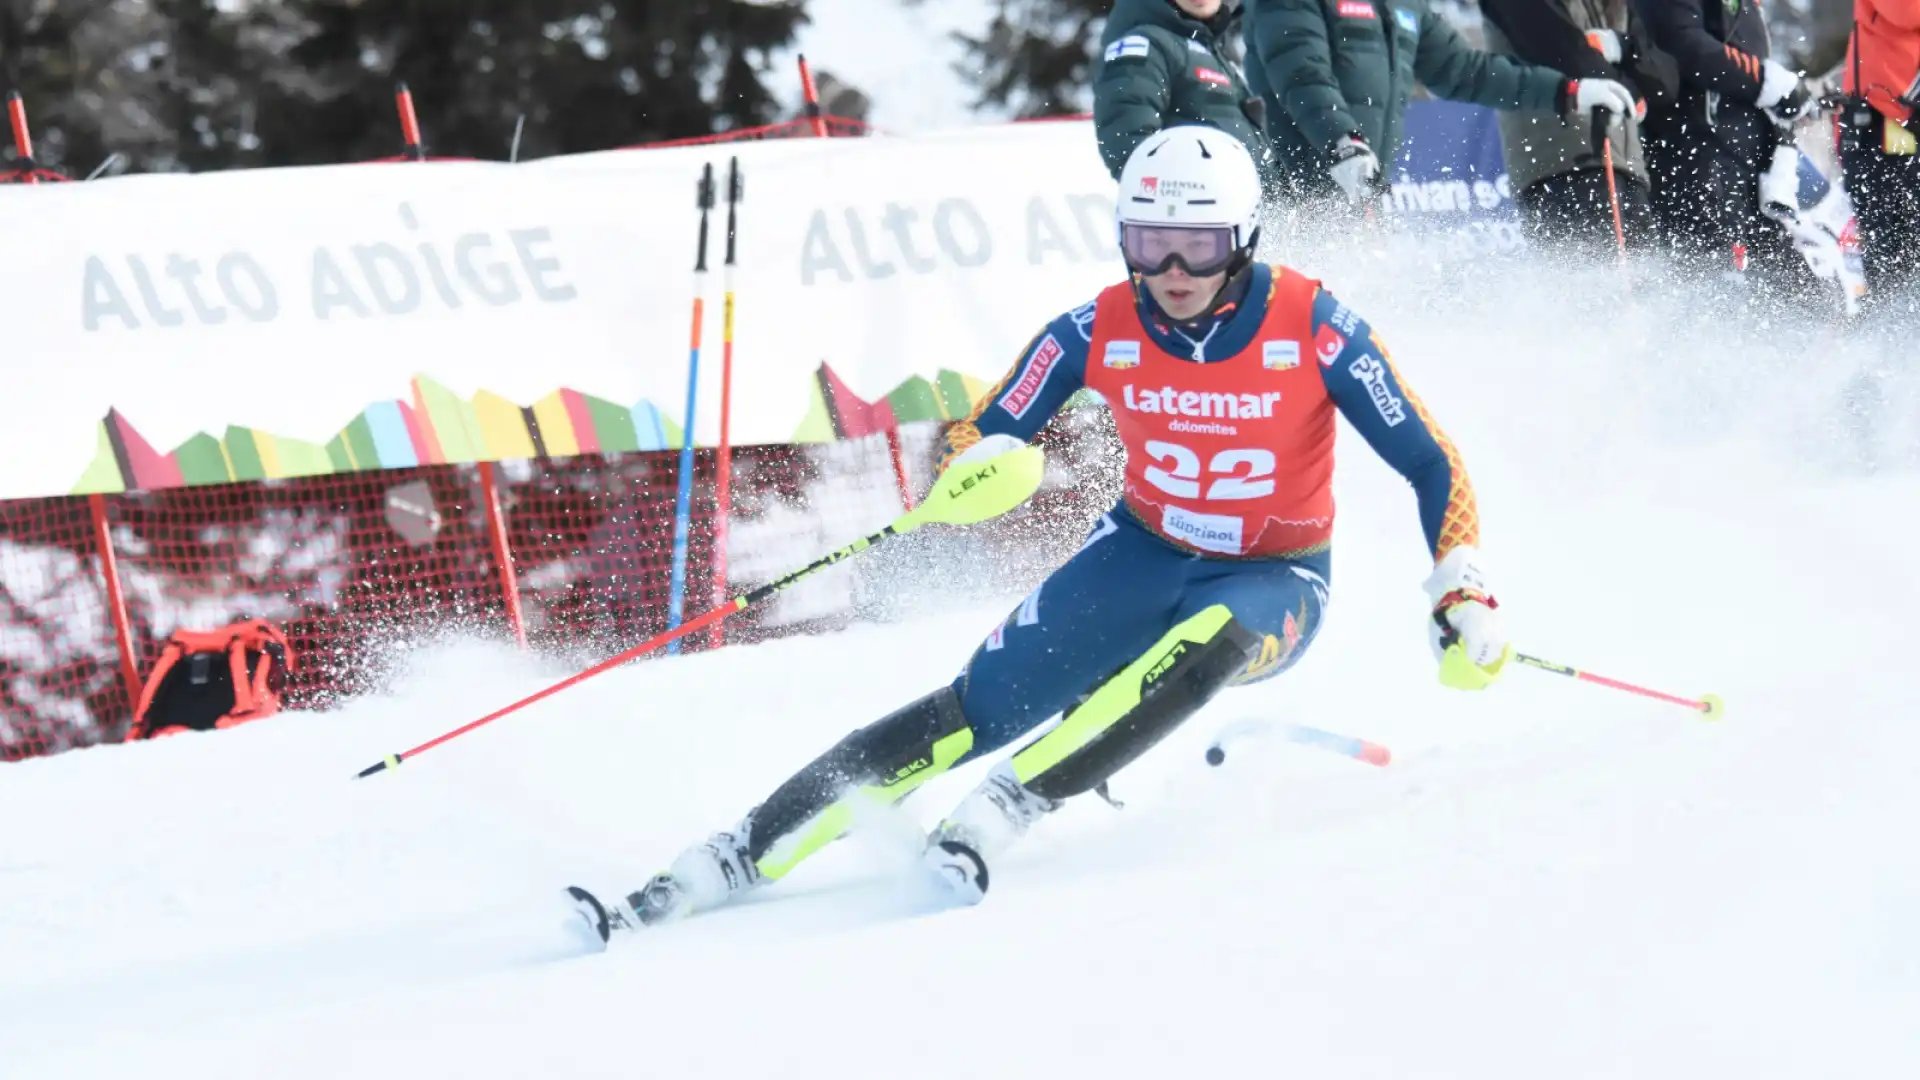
[263,0,809,166]
[1,0,809,174]
[946,0,1108,118]
[1,1,170,175]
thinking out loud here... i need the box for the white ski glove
[1422,545,1512,691]
[1584,29,1624,64]
[1758,59,1813,130]
[1327,134,1382,205]
[1567,78,1637,133]
[946,432,1027,470]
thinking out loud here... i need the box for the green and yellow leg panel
[747,686,975,881]
[1014,604,1261,801]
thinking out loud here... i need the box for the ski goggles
[1120,222,1240,277]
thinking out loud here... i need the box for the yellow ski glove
[1423,546,1512,691]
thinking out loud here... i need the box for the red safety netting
[0,496,118,761]
[497,433,934,658]
[105,466,511,718]
[0,406,1131,764]
[0,428,951,760]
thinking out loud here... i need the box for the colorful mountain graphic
[71,365,992,495]
[792,365,988,442]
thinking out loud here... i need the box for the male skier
[580,127,1510,938]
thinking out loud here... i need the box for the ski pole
[1514,652,1724,718]
[666,163,718,654]
[353,445,1049,779]
[1593,109,1627,262]
[709,157,743,649]
[1205,717,1392,768]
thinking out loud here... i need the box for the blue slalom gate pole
[666,163,717,654]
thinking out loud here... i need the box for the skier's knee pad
[1017,605,1260,802]
[747,686,974,866]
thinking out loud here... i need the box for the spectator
[1839,0,1920,302]
[1243,0,1635,207]
[1094,0,1272,183]
[1630,0,1821,288]
[1480,0,1679,253]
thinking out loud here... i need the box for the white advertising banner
[0,120,1125,499]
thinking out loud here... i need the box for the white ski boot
[629,825,763,924]
[571,825,763,946]
[923,760,1060,905]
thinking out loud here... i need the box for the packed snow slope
[4,240,1918,1080]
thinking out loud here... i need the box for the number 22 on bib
[1082,269,1335,558]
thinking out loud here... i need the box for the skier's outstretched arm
[1310,287,1511,689]
[941,305,1094,468]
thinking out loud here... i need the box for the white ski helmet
[1115,125,1263,278]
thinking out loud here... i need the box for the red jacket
[1847,0,1920,124]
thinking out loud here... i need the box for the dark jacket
[1631,0,1778,166]
[1480,0,1679,191]
[1245,0,1572,194]
[1094,0,1271,181]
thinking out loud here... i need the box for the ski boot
[923,760,1060,906]
[569,824,763,946]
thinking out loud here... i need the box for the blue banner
[1391,99,1526,259]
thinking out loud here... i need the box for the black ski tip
[566,885,612,949]
[933,839,990,901]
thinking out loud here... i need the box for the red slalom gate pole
[1514,653,1724,718]
[395,82,425,160]
[708,156,743,650]
[9,91,37,184]
[885,428,916,511]
[477,462,528,649]
[798,54,828,138]
[88,494,144,720]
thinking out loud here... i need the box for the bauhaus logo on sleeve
[999,334,1065,419]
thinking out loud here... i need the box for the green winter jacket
[1093,0,1271,181]
[1244,0,1571,196]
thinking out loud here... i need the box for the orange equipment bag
[128,619,294,741]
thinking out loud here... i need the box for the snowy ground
[5,232,1919,1077]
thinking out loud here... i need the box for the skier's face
[1173,0,1224,17]
[1143,264,1227,320]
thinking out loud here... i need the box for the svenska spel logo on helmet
[1139,175,1208,199]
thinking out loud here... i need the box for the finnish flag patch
[1394,8,1419,34]
[1104,34,1151,62]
